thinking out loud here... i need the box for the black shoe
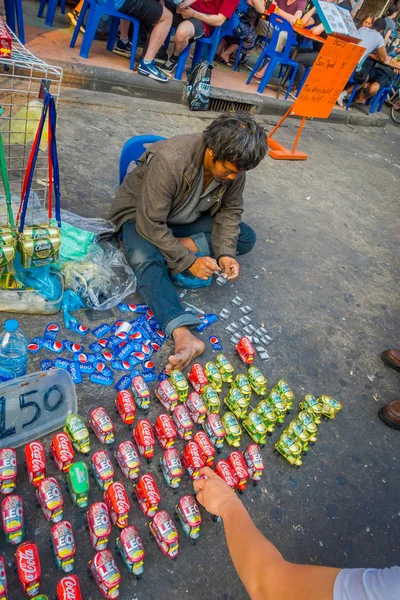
[159,56,179,76]
[155,47,169,63]
[113,39,132,57]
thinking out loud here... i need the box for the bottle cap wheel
[4,319,19,333]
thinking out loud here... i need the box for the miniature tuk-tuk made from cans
[115,525,145,578]
[156,380,179,412]
[149,510,179,559]
[267,391,287,424]
[133,419,155,462]
[154,413,177,449]
[242,411,267,447]
[221,412,242,448]
[255,399,277,434]
[2,494,24,544]
[64,414,91,455]
[131,375,151,411]
[15,541,41,598]
[298,393,322,424]
[104,481,130,529]
[160,448,183,490]
[274,432,303,467]
[286,418,312,452]
[25,441,46,487]
[51,520,76,573]
[115,390,136,428]
[193,430,215,467]
[172,404,193,441]
[50,432,74,472]
[88,549,121,599]
[170,369,189,402]
[203,414,225,451]
[0,555,7,600]
[215,460,238,490]
[201,384,221,414]
[188,363,208,394]
[185,391,207,425]
[317,395,343,420]
[114,441,140,481]
[91,450,114,491]
[297,410,318,442]
[66,461,89,509]
[90,407,115,445]
[247,366,267,396]
[243,444,265,484]
[224,386,248,420]
[87,502,111,551]
[182,441,205,480]
[271,379,295,410]
[175,494,202,542]
[134,473,160,518]
[36,477,64,523]
[0,448,17,494]
[236,336,255,364]
[204,361,223,393]
[56,574,83,600]
[215,353,234,383]
[228,451,249,493]
[233,374,252,402]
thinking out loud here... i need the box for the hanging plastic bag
[187,61,212,111]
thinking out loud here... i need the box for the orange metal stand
[267,108,308,161]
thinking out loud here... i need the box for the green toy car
[297,410,318,442]
[233,374,252,402]
[64,414,91,454]
[242,411,267,447]
[215,354,235,384]
[247,366,267,396]
[204,362,223,393]
[201,384,221,414]
[170,369,189,402]
[317,395,342,420]
[286,418,312,452]
[221,412,242,448]
[66,461,89,509]
[223,386,248,419]
[255,399,277,434]
[274,432,303,467]
[271,380,295,410]
[299,393,322,424]
[267,391,287,424]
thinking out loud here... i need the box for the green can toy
[299,393,322,424]
[215,353,235,383]
[267,391,287,424]
[271,379,295,410]
[247,366,267,396]
[224,386,248,420]
[201,384,221,414]
[233,374,252,402]
[64,414,91,455]
[204,361,223,393]
[170,369,189,402]
[297,410,318,442]
[274,432,303,467]
[317,395,342,420]
[242,411,267,447]
[255,399,277,434]
[66,461,89,509]
[221,412,242,448]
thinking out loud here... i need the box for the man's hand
[218,256,240,280]
[177,0,196,13]
[194,467,243,518]
[180,6,196,17]
[189,256,219,280]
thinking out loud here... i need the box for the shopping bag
[187,61,212,111]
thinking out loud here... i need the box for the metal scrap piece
[243,324,256,335]
[226,322,240,333]
[231,296,243,307]
[219,308,231,321]
[239,305,252,315]
[239,315,252,326]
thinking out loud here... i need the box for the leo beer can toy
[19,227,60,268]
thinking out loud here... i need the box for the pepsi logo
[210,337,218,344]
[77,353,88,363]
[133,352,145,361]
[121,361,130,370]
[150,342,160,351]
[95,362,106,372]
[141,344,151,354]
[97,339,107,348]
[101,351,113,361]
[72,343,82,352]
[53,342,63,351]
[47,324,59,332]
[130,332,142,340]
[144,360,154,369]
[116,332,127,340]
[128,304,137,311]
[78,325,89,333]
[146,309,154,318]
[28,343,40,352]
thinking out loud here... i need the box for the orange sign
[291,36,365,119]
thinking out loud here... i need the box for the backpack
[186,61,212,111]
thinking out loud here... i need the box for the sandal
[215,55,233,68]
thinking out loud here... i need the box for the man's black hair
[386,4,397,16]
[203,113,267,171]
[372,17,387,32]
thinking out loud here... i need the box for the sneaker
[138,59,168,82]
[155,46,169,63]
[67,9,85,34]
[336,91,348,107]
[113,39,132,57]
[159,56,179,77]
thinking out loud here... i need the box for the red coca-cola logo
[111,482,129,514]
[217,462,236,486]
[193,363,207,380]
[56,434,73,462]
[61,575,79,598]
[119,390,135,411]
[187,442,203,467]
[159,415,175,437]
[239,337,254,352]
[141,474,159,505]
[28,442,45,471]
[138,421,153,446]
[230,452,247,478]
[18,547,38,581]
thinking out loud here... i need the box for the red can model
[104,482,130,529]
[215,460,238,489]
[182,441,205,480]
[90,407,115,445]
[188,363,208,393]
[15,541,41,597]
[56,574,83,600]
[0,448,17,495]
[149,510,179,559]
[51,520,76,573]
[91,450,115,492]
[36,477,64,523]
[88,549,121,599]
[235,336,255,364]
[133,419,155,462]
[134,473,160,518]
[115,390,136,429]
[228,451,249,493]
[87,502,111,551]
[193,431,215,467]
[24,441,46,487]
[160,448,183,490]
[2,494,24,545]
[0,554,7,600]
[50,432,74,472]
[172,404,193,441]
[185,391,207,424]
[154,413,177,449]
[175,494,202,542]
[114,441,140,481]
[155,380,179,412]
[243,444,265,484]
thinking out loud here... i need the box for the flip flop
[215,56,233,68]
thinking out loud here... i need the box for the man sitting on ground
[109,114,267,372]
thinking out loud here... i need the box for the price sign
[0,369,77,449]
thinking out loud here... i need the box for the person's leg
[160,15,204,75]
[144,5,172,61]
[221,43,240,65]
[293,50,317,85]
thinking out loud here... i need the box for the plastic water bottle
[0,319,28,379]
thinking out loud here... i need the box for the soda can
[74,352,97,364]
[98,350,114,362]
[196,314,218,332]
[130,352,145,367]
[69,322,90,336]
[114,331,128,342]
[55,358,72,370]
[67,362,82,384]
[158,369,170,381]
[112,360,132,372]
[143,371,156,383]
[89,339,108,353]
[142,360,155,372]
[62,341,84,353]
[80,363,94,374]
[131,369,142,378]
[128,331,144,342]
[94,361,113,377]
[106,336,120,349]
[40,359,55,371]
[115,321,132,336]
[209,336,223,351]
[141,344,153,358]
[150,341,161,352]
[90,373,114,386]
[28,337,44,354]
[114,374,131,391]
[92,323,112,338]
[118,303,148,313]
[43,339,64,353]
[110,320,124,334]
[115,341,136,360]
[44,323,60,341]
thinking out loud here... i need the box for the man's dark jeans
[122,214,256,336]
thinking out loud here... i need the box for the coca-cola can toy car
[2,494,24,544]
[0,448,17,495]
[0,555,7,600]
[15,541,41,597]
[131,375,151,411]
[51,520,76,573]
[236,336,255,364]
[115,390,136,429]
[133,419,155,462]
[203,414,225,451]
[193,431,215,467]
[50,433,74,472]
[90,407,115,445]
[155,380,179,412]
[88,549,121,599]
[91,450,114,492]
[215,460,238,490]
[172,404,193,441]
[160,448,183,490]
[114,441,140,481]
[87,502,111,551]
[175,494,202,542]
[25,441,46,487]
[188,363,208,393]
[228,451,249,493]
[154,413,177,449]
[56,574,83,600]
[182,441,205,480]
[104,482,130,529]
[185,391,207,424]
[36,477,64,523]
[243,444,265,484]
[149,510,178,559]
[134,473,160,518]
[115,525,145,578]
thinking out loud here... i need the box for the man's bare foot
[165,326,205,374]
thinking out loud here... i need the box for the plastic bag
[187,61,212,111]
[62,242,136,311]
[13,253,62,301]
[59,210,116,238]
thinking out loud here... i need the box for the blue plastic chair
[119,135,166,184]
[366,73,400,114]
[3,0,25,43]
[37,0,66,27]
[70,0,140,71]
[344,70,359,110]
[296,65,310,97]
[246,14,298,97]
[171,26,222,81]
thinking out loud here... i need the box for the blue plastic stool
[3,0,25,43]
[365,85,391,114]
[246,14,298,97]
[37,0,66,27]
[344,71,359,110]
[119,135,166,184]
[70,0,140,71]
[173,26,221,81]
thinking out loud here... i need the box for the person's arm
[311,21,325,35]
[251,0,267,15]
[376,45,389,63]
[180,6,228,26]
[301,6,316,26]
[276,7,303,24]
[194,467,341,600]
[384,29,393,45]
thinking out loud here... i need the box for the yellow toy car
[233,374,252,402]
[204,362,223,393]
[223,387,248,420]
[297,410,318,442]
[317,395,342,420]
[201,384,220,414]
[242,411,267,447]
[215,354,234,384]
[274,432,303,467]
[271,380,295,410]
[299,393,322,424]
[286,418,312,452]
[247,366,267,396]
[267,391,287,424]
[170,369,189,402]
[221,412,242,448]
[255,399,277,434]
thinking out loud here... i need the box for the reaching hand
[189,256,219,280]
[218,256,240,280]
[193,467,243,518]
